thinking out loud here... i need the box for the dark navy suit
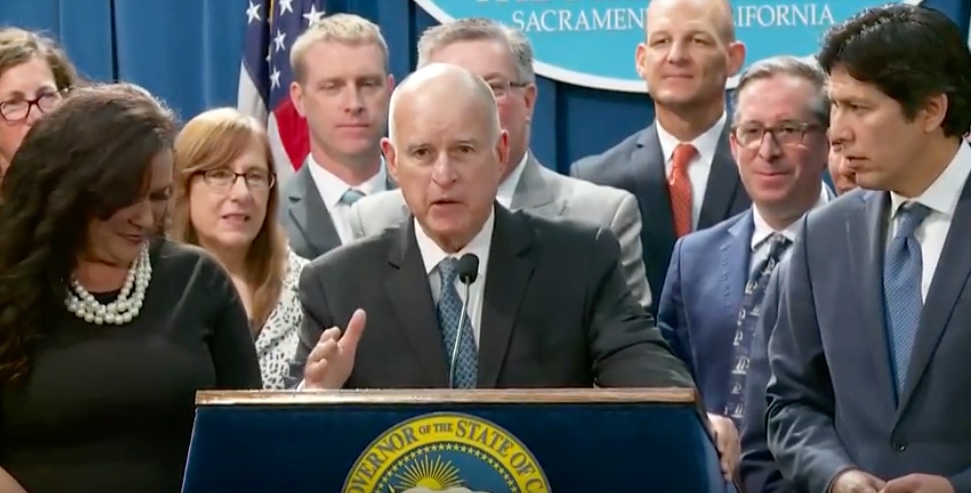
[571,123,749,315]
[657,210,756,413]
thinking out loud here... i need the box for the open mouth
[222,213,250,224]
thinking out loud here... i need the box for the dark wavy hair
[817,4,971,137]
[0,82,177,386]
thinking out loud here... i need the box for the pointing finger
[339,309,367,351]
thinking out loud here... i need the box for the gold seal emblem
[342,412,551,493]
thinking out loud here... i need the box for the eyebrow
[0,86,58,99]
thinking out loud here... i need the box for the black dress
[0,240,263,493]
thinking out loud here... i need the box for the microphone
[449,253,480,388]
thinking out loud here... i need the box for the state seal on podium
[342,412,551,493]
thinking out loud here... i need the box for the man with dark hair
[766,4,971,493]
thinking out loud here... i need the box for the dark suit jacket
[278,162,396,260]
[739,256,794,493]
[767,186,971,493]
[288,204,694,389]
[657,210,754,413]
[570,123,750,316]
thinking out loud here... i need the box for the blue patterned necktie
[340,188,365,205]
[884,203,931,395]
[435,257,478,388]
[724,233,792,423]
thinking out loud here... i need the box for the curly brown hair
[0,82,177,386]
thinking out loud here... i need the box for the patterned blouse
[254,249,309,389]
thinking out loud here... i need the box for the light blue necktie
[883,203,931,395]
[340,188,365,205]
[435,257,477,388]
[724,233,791,423]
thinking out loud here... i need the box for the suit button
[893,442,907,452]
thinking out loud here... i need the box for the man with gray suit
[278,14,396,260]
[347,19,652,309]
[570,0,750,316]
[767,5,971,493]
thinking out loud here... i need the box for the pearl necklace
[65,246,152,325]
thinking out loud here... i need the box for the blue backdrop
[2,0,969,173]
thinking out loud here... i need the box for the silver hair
[416,18,535,84]
[733,55,830,127]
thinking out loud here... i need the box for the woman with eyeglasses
[170,107,309,389]
[0,27,80,175]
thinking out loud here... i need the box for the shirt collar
[656,112,727,165]
[496,152,530,208]
[889,141,971,219]
[307,154,388,208]
[751,184,830,250]
[415,207,494,278]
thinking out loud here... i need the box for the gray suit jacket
[766,186,971,493]
[347,154,653,308]
[290,203,693,389]
[279,162,395,261]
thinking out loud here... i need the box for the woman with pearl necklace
[0,83,263,493]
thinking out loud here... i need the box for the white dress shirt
[749,185,831,272]
[656,112,728,230]
[496,152,529,208]
[887,141,971,301]
[307,155,388,244]
[414,209,495,346]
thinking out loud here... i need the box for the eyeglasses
[485,79,530,99]
[0,91,64,122]
[732,121,821,148]
[201,169,275,192]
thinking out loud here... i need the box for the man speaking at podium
[287,64,693,392]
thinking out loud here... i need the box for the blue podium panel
[182,389,734,493]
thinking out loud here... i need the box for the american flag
[238,0,327,185]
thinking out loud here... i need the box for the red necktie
[669,143,697,238]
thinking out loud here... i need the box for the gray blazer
[347,154,653,309]
[279,162,396,261]
[766,186,971,493]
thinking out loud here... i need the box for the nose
[667,40,690,64]
[757,131,783,161]
[23,106,42,125]
[828,110,851,147]
[341,87,365,115]
[430,154,458,186]
[228,175,252,201]
[130,198,155,230]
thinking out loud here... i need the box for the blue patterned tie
[884,203,931,395]
[435,257,478,388]
[340,188,365,205]
[724,233,792,423]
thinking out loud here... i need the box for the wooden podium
[181,388,735,492]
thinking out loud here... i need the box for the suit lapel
[510,153,562,216]
[721,213,753,323]
[898,178,971,413]
[632,125,677,239]
[848,191,897,409]
[286,165,342,255]
[478,206,537,387]
[698,125,742,229]
[385,220,450,386]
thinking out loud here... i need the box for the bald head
[388,63,500,145]
[646,0,735,43]
[382,62,510,253]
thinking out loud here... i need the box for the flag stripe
[237,0,327,181]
